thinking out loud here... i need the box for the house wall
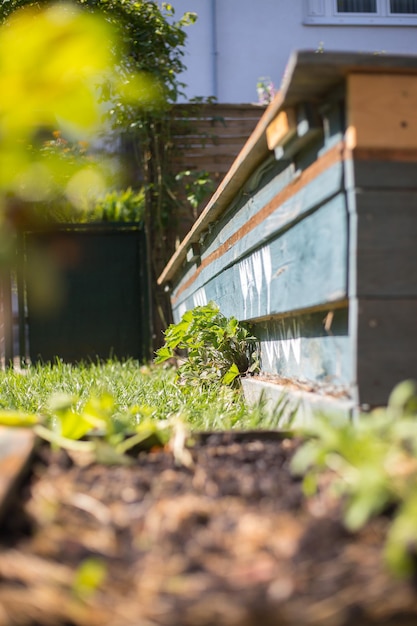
[173,0,417,103]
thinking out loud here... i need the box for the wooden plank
[254,307,351,390]
[172,196,348,323]
[354,190,417,297]
[281,50,417,109]
[266,108,297,150]
[172,103,265,119]
[0,427,36,521]
[171,143,254,158]
[179,152,344,292]
[175,102,264,110]
[171,118,262,134]
[170,161,235,176]
[356,298,417,407]
[202,161,296,258]
[346,157,417,191]
[172,153,241,166]
[202,159,343,261]
[347,73,417,150]
[173,135,255,147]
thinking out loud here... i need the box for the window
[304,0,417,24]
[337,0,377,12]
[390,0,417,12]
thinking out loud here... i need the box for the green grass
[0,359,280,432]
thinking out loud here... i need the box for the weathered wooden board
[0,427,36,522]
[172,195,348,323]
[201,160,295,256]
[226,155,344,252]
[345,155,417,191]
[254,307,351,391]
[355,190,417,297]
[356,298,417,407]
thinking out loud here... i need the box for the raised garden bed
[158,50,417,416]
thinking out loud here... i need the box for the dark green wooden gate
[22,223,150,364]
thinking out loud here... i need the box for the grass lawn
[0,359,278,433]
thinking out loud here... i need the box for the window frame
[304,0,417,25]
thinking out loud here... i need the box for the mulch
[1,431,417,626]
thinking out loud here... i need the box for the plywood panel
[347,73,417,150]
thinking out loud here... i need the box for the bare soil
[1,432,417,626]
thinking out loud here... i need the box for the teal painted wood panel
[203,161,296,256]
[172,194,348,323]
[171,165,347,321]
[255,307,352,392]
[203,158,344,263]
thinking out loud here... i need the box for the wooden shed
[158,51,417,422]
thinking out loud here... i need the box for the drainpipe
[210,0,218,99]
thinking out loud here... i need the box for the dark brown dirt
[1,432,417,626]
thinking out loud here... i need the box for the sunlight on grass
[0,359,278,432]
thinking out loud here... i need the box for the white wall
[172,0,417,103]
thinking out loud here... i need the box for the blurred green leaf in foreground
[0,2,160,220]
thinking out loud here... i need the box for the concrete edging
[241,377,356,428]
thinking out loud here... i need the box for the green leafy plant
[175,170,215,211]
[291,380,417,577]
[88,187,145,223]
[4,388,172,462]
[155,302,259,391]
